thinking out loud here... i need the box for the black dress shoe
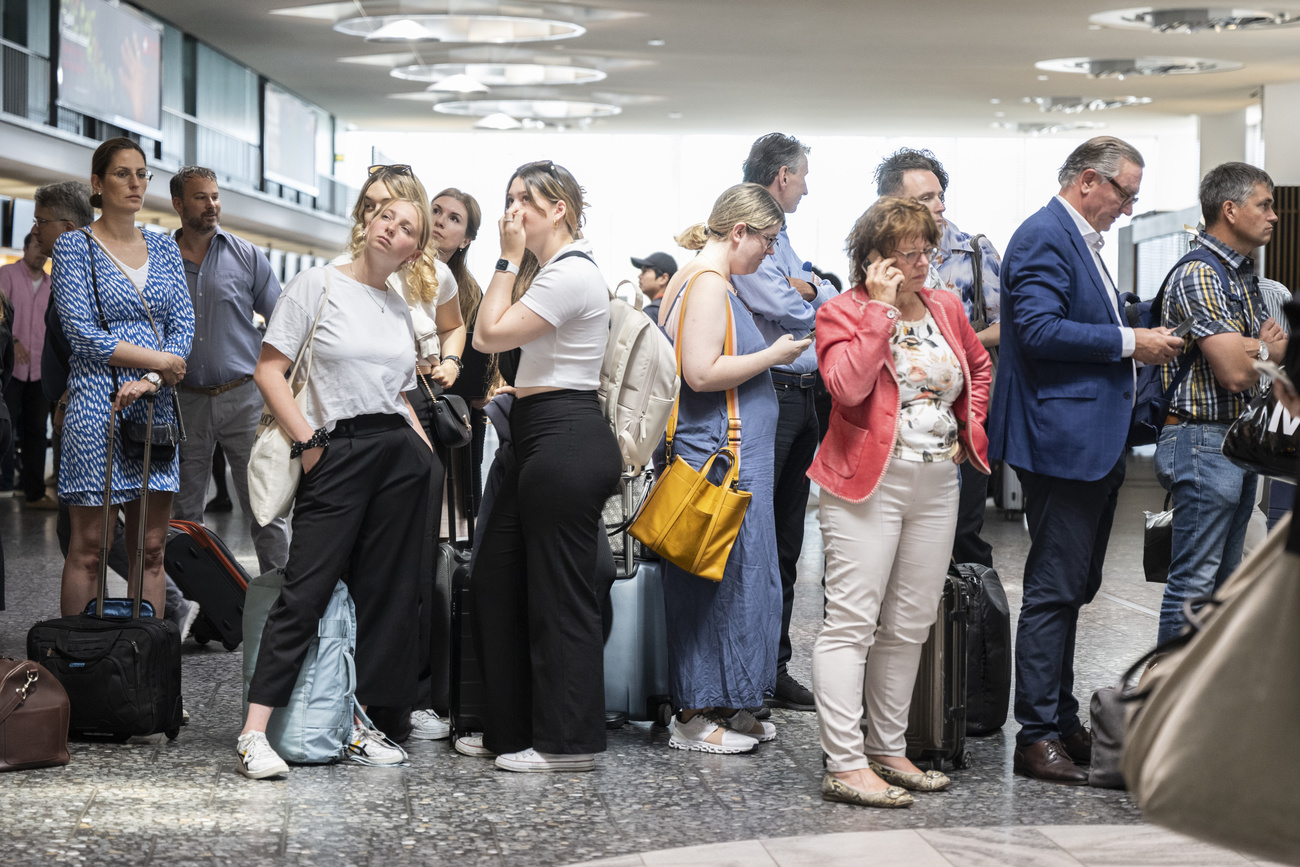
[205,494,233,513]
[764,671,816,711]
[1013,738,1089,785]
[1061,726,1093,765]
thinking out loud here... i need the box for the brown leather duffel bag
[1,657,70,772]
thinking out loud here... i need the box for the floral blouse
[890,311,964,462]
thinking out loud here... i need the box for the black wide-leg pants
[471,390,621,756]
[248,414,432,708]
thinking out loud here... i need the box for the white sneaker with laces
[454,733,494,757]
[669,713,758,754]
[722,709,776,743]
[494,748,595,773]
[409,709,450,740]
[347,724,407,765]
[236,731,289,780]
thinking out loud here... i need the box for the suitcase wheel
[653,701,673,729]
[955,750,972,770]
[221,638,240,652]
[165,727,180,740]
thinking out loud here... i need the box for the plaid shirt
[1160,231,1266,422]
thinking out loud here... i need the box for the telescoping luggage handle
[95,393,158,621]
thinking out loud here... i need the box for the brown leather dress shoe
[1061,727,1093,765]
[1013,738,1089,785]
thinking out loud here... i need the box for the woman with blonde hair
[810,196,991,808]
[656,183,810,754]
[460,160,622,773]
[237,192,436,780]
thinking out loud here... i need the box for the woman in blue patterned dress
[52,137,194,617]
[656,184,811,753]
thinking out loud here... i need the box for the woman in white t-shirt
[236,195,436,781]
[460,160,621,773]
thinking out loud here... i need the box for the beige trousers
[812,458,958,772]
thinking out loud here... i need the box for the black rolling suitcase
[27,396,184,741]
[429,445,472,715]
[446,444,485,739]
[165,520,251,652]
[904,568,970,770]
[956,563,1012,736]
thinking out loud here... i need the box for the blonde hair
[348,168,440,303]
[675,183,784,250]
[844,196,940,286]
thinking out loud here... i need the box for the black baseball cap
[630,252,678,277]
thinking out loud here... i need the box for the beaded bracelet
[290,427,330,460]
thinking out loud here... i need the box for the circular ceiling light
[334,15,586,44]
[434,99,621,119]
[474,112,524,130]
[1091,7,1300,32]
[1035,56,1243,78]
[1032,95,1153,113]
[995,120,1108,135]
[392,63,606,87]
[427,73,490,93]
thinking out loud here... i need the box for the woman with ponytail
[656,183,810,754]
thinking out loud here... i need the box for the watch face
[496,258,509,271]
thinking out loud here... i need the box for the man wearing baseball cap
[630,252,677,323]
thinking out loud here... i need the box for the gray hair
[34,181,94,229]
[742,132,810,187]
[170,165,218,199]
[1199,162,1274,228]
[1057,136,1145,187]
[875,148,950,197]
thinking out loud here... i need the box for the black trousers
[4,378,51,500]
[471,390,621,755]
[952,460,994,567]
[248,414,432,708]
[772,381,820,672]
[1013,456,1125,745]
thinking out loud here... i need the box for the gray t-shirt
[263,265,416,431]
[517,239,609,390]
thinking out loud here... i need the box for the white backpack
[555,251,679,472]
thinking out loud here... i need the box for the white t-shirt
[263,265,416,431]
[516,239,609,390]
[327,253,459,364]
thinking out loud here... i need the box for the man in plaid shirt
[1156,161,1287,643]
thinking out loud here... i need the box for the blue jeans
[1154,422,1256,644]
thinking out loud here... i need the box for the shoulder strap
[291,270,332,390]
[967,234,987,325]
[1157,246,1239,404]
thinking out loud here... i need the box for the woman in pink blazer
[809,197,991,808]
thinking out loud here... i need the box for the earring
[552,217,559,228]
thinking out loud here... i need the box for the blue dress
[52,228,194,506]
[660,285,781,709]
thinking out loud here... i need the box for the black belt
[771,370,816,388]
[331,414,408,438]
[180,374,254,396]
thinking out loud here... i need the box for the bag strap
[288,270,333,392]
[967,234,988,328]
[0,661,41,724]
[1157,246,1245,408]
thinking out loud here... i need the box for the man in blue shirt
[876,148,1002,568]
[732,133,837,711]
[171,166,288,576]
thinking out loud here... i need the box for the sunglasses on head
[368,164,413,176]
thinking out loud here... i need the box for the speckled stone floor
[0,452,1276,866]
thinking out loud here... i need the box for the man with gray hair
[170,166,287,575]
[732,132,838,712]
[988,136,1182,784]
[1155,161,1284,643]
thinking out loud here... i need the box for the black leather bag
[956,562,1012,736]
[1222,389,1299,481]
[417,374,472,448]
[1143,493,1173,583]
[120,418,180,462]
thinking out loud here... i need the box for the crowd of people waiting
[1,130,1288,808]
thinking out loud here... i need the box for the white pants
[812,458,958,772]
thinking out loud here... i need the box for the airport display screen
[58,0,163,138]
[264,84,320,197]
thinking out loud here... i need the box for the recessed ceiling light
[334,14,586,44]
[393,63,606,87]
[1036,56,1243,77]
[435,99,622,119]
[1033,95,1153,112]
[426,73,491,93]
[1091,6,1300,33]
[1037,74,1050,81]
[990,98,1001,104]
[474,112,523,130]
[648,39,666,46]
[994,111,1006,117]
[668,111,683,119]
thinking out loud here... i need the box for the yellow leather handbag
[629,270,750,582]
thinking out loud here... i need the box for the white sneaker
[669,713,758,754]
[722,709,776,743]
[409,709,450,740]
[178,601,201,643]
[236,731,289,780]
[494,748,595,773]
[347,724,407,766]
[454,733,494,757]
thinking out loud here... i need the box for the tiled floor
[0,453,1283,866]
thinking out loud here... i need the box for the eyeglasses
[32,216,69,228]
[109,169,152,183]
[1101,174,1139,209]
[892,248,936,266]
[746,225,779,250]
[369,164,412,176]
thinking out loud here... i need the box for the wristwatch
[495,258,520,276]
[142,372,163,391]
[441,354,463,372]
[1260,341,1270,362]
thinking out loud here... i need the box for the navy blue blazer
[987,197,1134,482]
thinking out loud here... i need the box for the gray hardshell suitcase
[904,569,971,770]
[603,560,672,725]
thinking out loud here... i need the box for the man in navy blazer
[989,137,1182,784]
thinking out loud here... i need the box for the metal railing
[0,39,50,124]
[160,108,261,190]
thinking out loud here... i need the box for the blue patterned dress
[659,284,781,709]
[52,228,194,505]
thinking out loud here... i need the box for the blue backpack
[1125,248,1233,447]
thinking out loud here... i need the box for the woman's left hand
[429,359,459,387]
[113,379,159,412]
